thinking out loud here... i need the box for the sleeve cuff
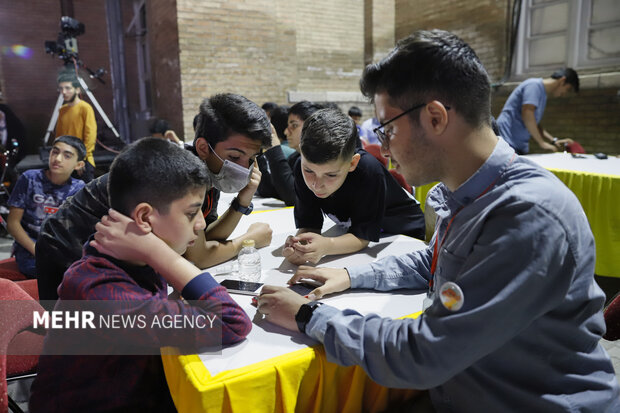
[345,265,376,289]
[181,272,219,300]
[305,304,342,342]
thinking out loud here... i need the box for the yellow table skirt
[415,169,620,278]
[163,313,422,412]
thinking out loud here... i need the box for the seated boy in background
[283,108,425,265]
[7,135,86,277]
[29,138,252,412]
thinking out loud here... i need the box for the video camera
[44,16,85,63]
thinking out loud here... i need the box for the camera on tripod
[44,16,85,63]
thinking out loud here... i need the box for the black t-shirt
[293,150,425,242]
[257,147,299,206]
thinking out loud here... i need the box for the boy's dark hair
[108,137,210,216]
[149,118,170,135]
[551,68,579,93]
[348,106,362,117]
[270,105,289,141]
[57,70,80,88]
[194,93,271,148]
[300,108,358,164]
[261,102,278,114]
[360,29,492,129]
[289,101,323,122]
[53,135,86,161]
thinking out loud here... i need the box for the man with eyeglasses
[53,70,96,182]
[257,30,619,411]
[36,93,274,302]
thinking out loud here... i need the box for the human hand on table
[243,222,273,248]
[288,266,351,300]
[90,208,166,263]
[554,137,573,149]
[282,232,328,265]
[254,285,310,331]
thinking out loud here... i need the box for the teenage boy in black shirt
[283,108,424,265]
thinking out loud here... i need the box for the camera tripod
[42,75,120,145]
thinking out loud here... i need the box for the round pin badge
[439,281,464,311]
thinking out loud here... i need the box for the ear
[130,202,156,233]
[194,137,211,160]
[74,160,85,172]
[348,153,361,172]
[423,101,449,135]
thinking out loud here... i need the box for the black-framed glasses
[373,102,450,148]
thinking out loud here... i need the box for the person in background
[283,108,425,265]
[347,106,363,137]
[148,118,184,147]
[496,68,578,154]
[7,136,86,277]
[53,70,96,182]
[254,101,323,206]
[359,116,380,145]
[256,29,620,412]
[261,102,278,120]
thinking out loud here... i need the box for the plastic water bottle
[238,239,261,282]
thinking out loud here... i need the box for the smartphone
[288,282,317,296]
[220,279,263,295]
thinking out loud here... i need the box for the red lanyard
[430,154,516,278]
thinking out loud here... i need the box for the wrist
[552,137,558,144]
[295,301,324,333]
[230,197,253,215]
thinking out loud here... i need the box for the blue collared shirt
[497,78,547,154]
[306,138,620,411]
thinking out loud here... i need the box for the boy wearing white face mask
[35,93,274,302]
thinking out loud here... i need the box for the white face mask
[207,144,253,193]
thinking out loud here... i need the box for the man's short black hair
[551,68,579,93]
[57,70,80,88]
[289,101,324,122]
[261,102,278,114]
[149,119,170,135]
[108,137,210,216]
[270,105,289,141]
[300,108,358,164]
[348,106,362,117]
[360,29,492,129]
[53,135,86,161]
[194,93,272,148]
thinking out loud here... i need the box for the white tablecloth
[200,196,427,375]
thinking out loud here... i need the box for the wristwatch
[230,197,253,215]
[295,301,324,333]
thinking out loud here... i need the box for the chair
[0,278,45,413]
[423,184,440,243]
[0,258,27,282]
[389,169,413,194]
[363,144,413,193]
[565,141,586,154]
[604,292,620,341]
[363,143,388,167]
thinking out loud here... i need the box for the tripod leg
[77,76,121,139]
[42,93,64,146]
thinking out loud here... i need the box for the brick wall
[175,0,383,138]
[394,0,619,154]
[147,0,184,138]
[0,0,114,154]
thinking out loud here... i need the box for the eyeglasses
[373,102,450,148]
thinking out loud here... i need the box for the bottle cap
[242,239,255,248]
